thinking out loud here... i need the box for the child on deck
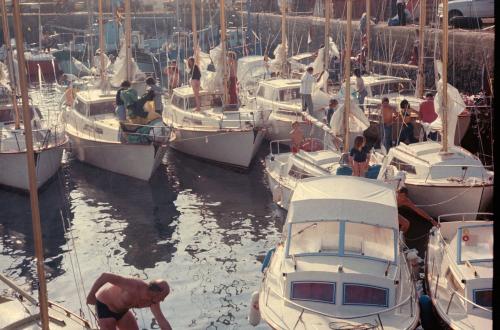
[349,135,371,177]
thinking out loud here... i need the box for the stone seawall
[248,13,494,93]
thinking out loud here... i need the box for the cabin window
[291,282,335,304]
[473,289,492,308]
[389,157,416,174]
[458,225,493,263]
[289,221,340,255]
[185,95,223,109]
[344,222,395,261]
[89,101,115,116]
[0,108,13,122]
[343,284,389,307]
[288,165,313,180]
[279,88,300,102]
[74,99,87,116]
[171,95,184,109]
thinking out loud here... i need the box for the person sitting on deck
[290,121,304,154]
[349,135,371,177]
[398,99,418,145]
[86,272,172,330]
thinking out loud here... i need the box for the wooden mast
[343,0,352,152]
[124,0,132,81]
[220,0,228,105]
[280,0,287,77]
[365,0,371,72]
[12,0,50,328]
[324,0,330,72]
[98,0,105,81]
[441,0,448,152]
[191,0,199,64]
[0,0,20,129]
[416,0,426,98]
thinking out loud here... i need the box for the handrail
[445,290,492,314]
[437,212,493,224]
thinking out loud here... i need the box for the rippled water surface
[0,88,286,329]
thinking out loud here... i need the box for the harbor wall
[248,13,494,93]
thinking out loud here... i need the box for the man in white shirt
[300,66,315,114]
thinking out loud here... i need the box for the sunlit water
[0,87,286,329]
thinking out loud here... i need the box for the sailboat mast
[365,0,370,72]
[98,0,105,80]
[191,0,198,63]
[343,0,352,152]
[416,0,426,98]
[441,0,448,152]
[220,0,228,105]
[12,0,50,328]
[280,0,287,77]
[124,0,132,81]
[324,0,330,73]
[0,0,20,129]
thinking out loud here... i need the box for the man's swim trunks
[96,299,128,321]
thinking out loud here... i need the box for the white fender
[248,291,261,326]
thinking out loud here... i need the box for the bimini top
[287,176,398,229]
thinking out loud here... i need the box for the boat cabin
[73,90,116,118]
[255,79,302,114]
[170,86,223,112]
[377,141,493,184]
[281,176,404,312]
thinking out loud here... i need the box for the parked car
[438,0,495,21]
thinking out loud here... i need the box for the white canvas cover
[287,176,398,229]
[269,40,287,74]
[330,89,370,135]
[110,40,146,88]
[430,60,466,146]
[311,38,340,76]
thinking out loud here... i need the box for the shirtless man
[290,121,304,153]
[380,97,396,152]
[86,272,172,330]
[397,187,437,233]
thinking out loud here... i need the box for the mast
[365,0,371,72]
[191,0,198,63]
[280,0,287,77]
[441,0,448,152]
[324,0,330,72]
[124,0,132,81]
[343,0,352,152]
[98,0,105,81]
[12,0,50,329]
[0,0,20,129]
[416,0,426,98]
[220,0,228,105]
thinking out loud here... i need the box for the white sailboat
[163,0,264,169]
[0,1,94,328]
[374,4,493,221]
[251,176,420,329]
[425,212,492,329]
[0,0,66,191]
[59,0,169,181]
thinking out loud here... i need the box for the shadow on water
[0,170,71,286]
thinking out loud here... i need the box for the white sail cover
[0,61,9,87]
[288,176,398,229]
[430,60,466,146]
[201,44,224,92]
[269,40,287,74]
[330,82,370,135]
[110,40,146,87]
[311,70,331,110]
[72,57,91,76]
[311,38,340,75]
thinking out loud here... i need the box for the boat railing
[0,123,67,153]
[269,139,292,156]
[118,121,170,144]
[265,279,416,328]
[437,212,493,224]
[445,289,492,315]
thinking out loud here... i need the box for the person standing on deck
[300,66,315,115]
[290,121,304,154]
[354,68,367,110]
[228,51,238,105]
[164,60,180,93]
[397,0,407,26]
[146,77,164,115]
[115,80,130,121]
[86,272,172,330]
[319,98,338,126]
[419,92,438,140]
[380,97,397,152]
[187,57,201,111]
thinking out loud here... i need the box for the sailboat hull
[405,182,493,221]
[67,133,167,181]
[0,143,66,191]
[170,128,264,169]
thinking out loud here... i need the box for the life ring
[462,235,469,242]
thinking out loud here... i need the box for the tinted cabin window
[279,88,300,101]
[74,99,87,116]
[291,282,335,304]
[0,108,14,122]
[343,284,388,307]
[89,101,115,116]
[474,289,492,308]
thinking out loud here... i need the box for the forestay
[287,176,398,229]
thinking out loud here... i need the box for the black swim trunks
[96,299,128,321]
